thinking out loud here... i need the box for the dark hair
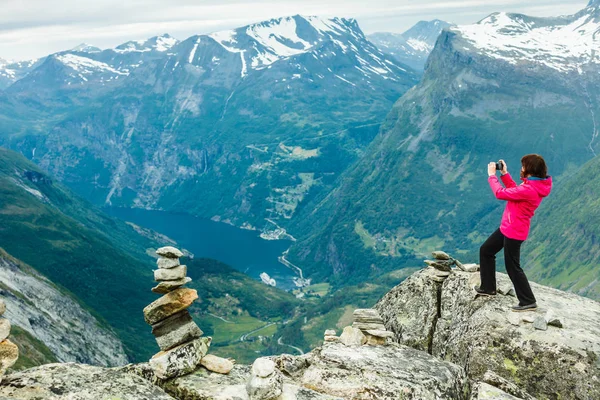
[521,154,547,178]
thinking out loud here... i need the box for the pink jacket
[488,173,553,241]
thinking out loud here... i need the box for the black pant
[479,229,536,305]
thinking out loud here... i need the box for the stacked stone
[0,299,18,381]
[426,251,480,283]
[424,250,456,283]
[143,246,210,380]
[246,358,284,400]
[351,309,394,346]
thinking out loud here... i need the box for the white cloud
[0,0,588,60]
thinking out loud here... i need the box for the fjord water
[106,208,296,290]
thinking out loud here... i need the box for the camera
[495,161,504,171]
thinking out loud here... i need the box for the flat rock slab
[156,246,183,258]
[151,310,203,351]
[279,342,468,399]
[152,277,192,294]
[432,251,451,260]
[377,268,600,399]
[161,365,340,400]
[154,265,187,282]
[0,363,175,399]
[144,288,198,325]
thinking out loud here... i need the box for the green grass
[303,283,331,297]
[9,325,58,371]
[197,314,268,345]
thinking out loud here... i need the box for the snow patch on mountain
[188,38,201,63]
[56,54,128,76]
[114,34,179,53]
[247,17,312,56]
[454,8,600,73]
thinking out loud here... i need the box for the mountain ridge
[287,1,600,287]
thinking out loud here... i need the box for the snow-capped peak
[71,43,102,53]
[209,15,364,72]
[453,5,600,73]
[114,34,179,53]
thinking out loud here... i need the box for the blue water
[106,208,296,290]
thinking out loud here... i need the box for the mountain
[0,249,127,369]
[5,34,178,104]
[0,146,159,361]
[524,154,600,301]
[1,15,418,238]
[0,146,299,363]
[368,20,452,71]
[286,2,600,284]
[0,58,43,90]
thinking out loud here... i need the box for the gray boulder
[338,326,366,347]
[376,268,600,399]
[270,342,468,399]
[0,363,175,399]
[0,301,4,317]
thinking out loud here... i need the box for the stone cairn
[323,308,393,347]
[0,299,18,381]
[425,250,480,283]
[143,246,233,379]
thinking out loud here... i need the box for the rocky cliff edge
[0,265,599,399]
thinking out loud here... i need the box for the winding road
[277,337,305,355]
[240,323,276,342]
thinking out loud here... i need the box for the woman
[474,154,552,312]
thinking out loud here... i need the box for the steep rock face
[288,2,600,283]
[0,363,175,399]
[376,269,600,399]
[0,250,128,366]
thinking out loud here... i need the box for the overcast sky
[0,0,589,61]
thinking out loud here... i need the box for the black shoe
[473,285,496,296]
[511,303,537,312]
